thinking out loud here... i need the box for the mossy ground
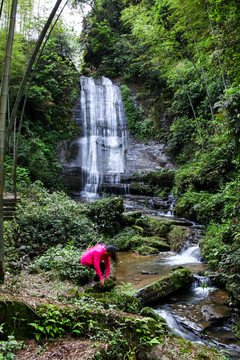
[0,270,228,360]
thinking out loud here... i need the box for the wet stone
[171,304,212,333]
[210,290,230,305]
[201,304,231,322]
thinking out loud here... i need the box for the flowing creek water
[114,195,240,359]
[61,76,240,358]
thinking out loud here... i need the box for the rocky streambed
[113,195,240,359]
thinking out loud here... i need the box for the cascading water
[77,76,129,199]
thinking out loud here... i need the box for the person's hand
[100,278,104,286]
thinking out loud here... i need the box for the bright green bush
[174,190,225,223]
[81,196,124,236]
[12,183,100,250]
[4,156,31,193]
[17,137,63,190]
[199,221,240,302]
[199,223,229,270]
[147,218,173,238]
[32,246,95,285]
[120,84,142,135]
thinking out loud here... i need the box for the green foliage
[81,197,124,236]
[120,84,142,135]
[29,300,166,359]
[28,35,79,127]
[147,218,173,238]
[11,183,99,251]
[208,0,240,85]
[0,31,29,90]
[80,0,131,76]
[168,226,190,252]
[2,28,79,191]
[174,190,219,223]
[167,116,197,161]
[199,220,240,302]
[31,245,95,285]
[174,172,240,224]
[0,324,22,360]
[4,156,31,193]
[90,288,142,314]
[111,227,139,251]
[15,136,63,190]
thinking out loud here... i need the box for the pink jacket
[81,244,111,280]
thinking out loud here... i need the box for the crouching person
[81,244,117,285]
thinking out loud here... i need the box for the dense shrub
[174,190,220,223]
[120,84,142,135]
[4,156,31,193]
[31,246,95,285]
[168,226,191,252]
[11,183,100,250]
[81,197,124,236]
[199,220,240,302]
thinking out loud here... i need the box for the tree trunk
[0,0,18,282]
[0,0,4,20]
[5,0,64,151]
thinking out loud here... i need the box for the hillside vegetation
[1,0,240,358]
[79,0,240,304]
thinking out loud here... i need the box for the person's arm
[105,256,111,279]
[93,253,104,281]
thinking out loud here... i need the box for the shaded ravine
[114,196,240,359]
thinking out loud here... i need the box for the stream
[114,195,240,359]
[65,77,240,358]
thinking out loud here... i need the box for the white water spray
[77,77,129,198]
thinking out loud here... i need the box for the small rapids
[114,195,240,359]
[160,245,202,266]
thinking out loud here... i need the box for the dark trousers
[93,261,106,282]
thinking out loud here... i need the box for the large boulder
[134,267,193,306]
[0,297,39,340]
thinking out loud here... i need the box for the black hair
[106,245,117,261]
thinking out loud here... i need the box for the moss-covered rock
[146,334,228,360]
[137,245,160,255]
[83,291,142,314]
[84,279,116,293]
[141,170,175,189]
[120,211,143,227]
[134,267,193,306]
[129,183,154,196]
[168,226,192,251]
[123,170,175,190]
[140,306,164,322]
[147,218,173,238]
[0,297,39,340]
[142,237,170,251]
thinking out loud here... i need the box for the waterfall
[76,76,129,199]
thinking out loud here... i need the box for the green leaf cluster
[31,245,95,285]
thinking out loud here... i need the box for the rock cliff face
[56,76,174,196]
[125,136,173,175]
